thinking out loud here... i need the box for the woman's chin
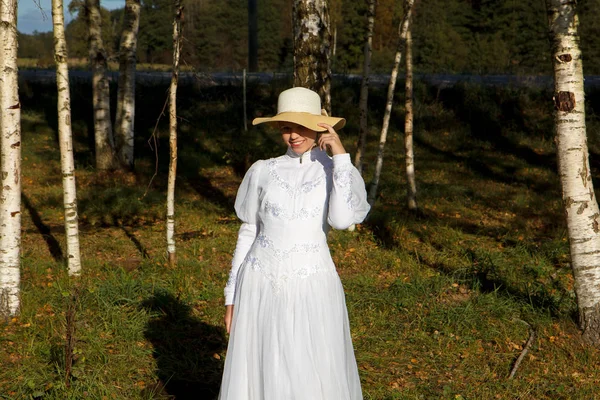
[289,143,312,154]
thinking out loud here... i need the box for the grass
[2,76,600,399]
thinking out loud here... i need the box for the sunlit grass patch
[6,80,600,398]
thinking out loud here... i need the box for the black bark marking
[8,102,20,109]
[591,213,600,233]
[577,202,588,214]
[558,53,572,62]
[10,141,20,149]
[554,91,576,112]
[565,197,575,208]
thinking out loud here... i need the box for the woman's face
[279,122,318,154]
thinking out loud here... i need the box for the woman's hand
[224,305,234,334]
[317,123,346,156]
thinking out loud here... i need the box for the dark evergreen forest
[18,0,600,75]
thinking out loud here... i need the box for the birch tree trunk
[115,0,141,170]
[0,0,22,316]
[546,0,600,345]
[85,0,116,170]
[53,0,82,276]
[167,0,183,267]
[404,28,417,211]
[368,0,415,206]
[292,0,332,114]
[355,0,377,174]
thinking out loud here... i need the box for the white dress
[219,147,371,400]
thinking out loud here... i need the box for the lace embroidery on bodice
[264,200,323,220]
[256,233,322,261]
[224,149,371,305]
[266,158,331,198]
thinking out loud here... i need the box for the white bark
[115,0,141,169]
[167,0,183,267]
[0,0,22,316]
[53,0,82,276]
[368,0,415,206]
[546,0,600,344]
[293,0,332,114]
[86,0,115,170]
[404,28,417,211]
[355,0,377,174]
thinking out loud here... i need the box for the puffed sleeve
[327,153,371,230]
[224,160,263,305]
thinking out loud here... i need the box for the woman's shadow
[142,291,227,399]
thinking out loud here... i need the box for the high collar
[286,145,321,164]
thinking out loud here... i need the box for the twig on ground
[509,319,536,379]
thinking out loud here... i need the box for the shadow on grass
[142,291,226,400]
[22,193,63,261]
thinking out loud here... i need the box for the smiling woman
[278,122,317,155]
[219,87,371,399]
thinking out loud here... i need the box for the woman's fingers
[317,123,345,155]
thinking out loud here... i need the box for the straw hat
[252,87,346,132]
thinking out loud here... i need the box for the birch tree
[85,0,116,170]
[546,0,600,344]
[167,0,183,267]
[404,28,417,211]
[0,0,22,316]
[355,0,377,174]
[53,0,82,275]
[292,0,332,114]
[368,0,415,206]
[115,0,141,170]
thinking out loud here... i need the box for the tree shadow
[120,223,150,259]
[435,83,557,170]
[22,193,63,261]
[142,291,227,400]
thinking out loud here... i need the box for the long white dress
[219,147,370,400]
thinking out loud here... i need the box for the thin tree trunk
[167,0,183,267]
[292,0,332,114]
[248,0,258,72]
[404,28,417,211]
[115,0,141,170]
[0,0,22,316]
[546,0,600,345]
[368,0,415,206]
[53,0,82,275]
[355,0,377,174]
[52,0,81,275]
[85,0,116,170]
[332,26,337,57]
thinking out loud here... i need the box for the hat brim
[252,112,346,132]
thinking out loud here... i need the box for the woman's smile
[279,122,317,154]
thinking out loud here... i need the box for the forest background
[20,0,600,75]
[7,0,600,399]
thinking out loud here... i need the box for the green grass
[3,78,600,399]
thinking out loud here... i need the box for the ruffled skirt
[218,256,362,400]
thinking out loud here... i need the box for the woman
[219,87,370,400]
